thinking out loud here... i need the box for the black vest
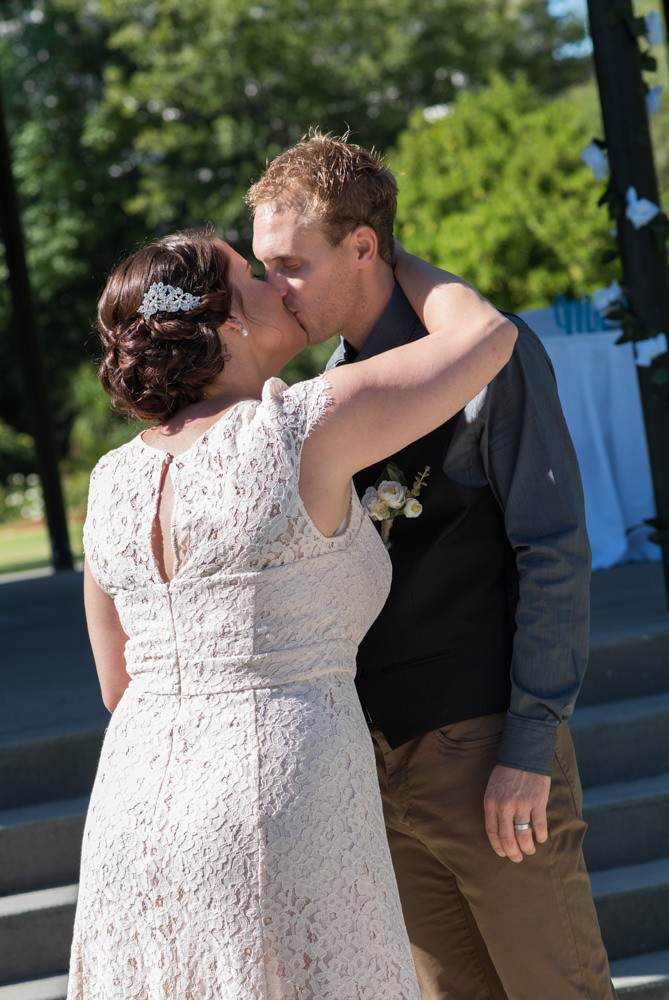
[353,418,518,748]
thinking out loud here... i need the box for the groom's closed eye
[269,257,303,272]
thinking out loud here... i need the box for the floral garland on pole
[582,0,669,549]
[581,3,669,387]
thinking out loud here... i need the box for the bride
[68,226,515,999]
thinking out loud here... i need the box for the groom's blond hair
[245,128,398,265]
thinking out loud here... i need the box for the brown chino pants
[371,714,618,1000]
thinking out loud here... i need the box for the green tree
[391,74,619,310]
[0,0,590,452]
[82,0,590,244]
[0,3,147,451]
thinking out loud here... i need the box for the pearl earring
[242,327,249,337]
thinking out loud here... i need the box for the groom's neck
[343,262,395,353]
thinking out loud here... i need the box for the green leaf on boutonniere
[375,462,407,489]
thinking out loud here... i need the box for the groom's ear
[349,225,378,269]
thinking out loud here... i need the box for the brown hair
[245,129,398,264]
[97,228,232,421]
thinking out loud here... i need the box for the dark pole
[587,0,669,604]
[0,78,73,571]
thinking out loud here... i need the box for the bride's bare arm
[303,248,515,494]
[84,560,131,713]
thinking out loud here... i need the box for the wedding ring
[514,822,531,831]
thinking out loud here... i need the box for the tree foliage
[0,3,146,447]
[391,74,621,310]
[65,0,590,242]
[0,0,590,454]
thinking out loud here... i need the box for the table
[518,308,659,571]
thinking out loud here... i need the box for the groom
[247,131,617,1000]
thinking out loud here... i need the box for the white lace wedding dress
[67,376,421,1000]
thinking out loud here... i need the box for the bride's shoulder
[92,435,141,471]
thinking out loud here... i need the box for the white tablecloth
[518,309,658,570]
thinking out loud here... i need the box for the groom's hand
[483,765,550,863]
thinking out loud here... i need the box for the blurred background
[1,0,667,573]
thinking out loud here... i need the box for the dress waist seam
[126,671,355,697]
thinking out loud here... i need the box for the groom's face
[252,205,362,346]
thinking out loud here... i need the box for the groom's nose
[263,266,285,295]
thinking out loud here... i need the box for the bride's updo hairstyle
[97,228,232,421]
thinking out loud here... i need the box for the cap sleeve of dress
[82,441,143,593]
[260,375,334,447]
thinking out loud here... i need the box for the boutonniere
[362,463,430,544]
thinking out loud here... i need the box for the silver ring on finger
[514,822,531,831]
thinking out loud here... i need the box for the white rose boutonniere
[404,497,423,518]
[377,480,407,508]
[361,487,390,521]
[364,462,430,543]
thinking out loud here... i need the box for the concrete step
[0,559,663,992]
[583,773,669,871]
[610,949,669,999]
[0,725,103,810]
[580,632,669,707]
[0,976,68,1000]
[20,774,666,901]
[1,956,664,1000]
[0,798,87,895]
[592,858,669,961]
[571,692,669,788]
[0,885,77,984]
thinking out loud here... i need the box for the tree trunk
[0,80,73,571]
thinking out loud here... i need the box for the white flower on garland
[581,142,608,180]
[644,10,664,47]
[635,332,668,368]
[646,85,663,115]
[625,186,661,230]
[592,279,624,318]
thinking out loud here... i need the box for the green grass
[0,521,84,576]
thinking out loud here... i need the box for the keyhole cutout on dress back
[152,454,176,583]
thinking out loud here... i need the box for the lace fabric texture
[68,376,421,1000]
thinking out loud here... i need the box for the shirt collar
[338,283,426,364]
